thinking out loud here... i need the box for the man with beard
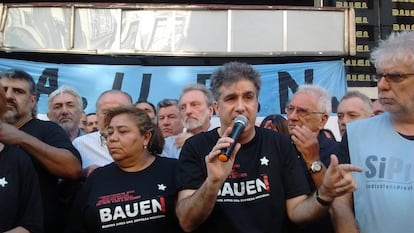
[0,69,82,233]
[161,83,214,159]
[0,82,43,233]
[47,85,85,141]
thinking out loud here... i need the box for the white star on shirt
[0,177,8,187]
[260,156,269,166]
[158,184,167,191]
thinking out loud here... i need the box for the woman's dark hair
[103,106,164,155]
[135,100,156,115]
[259,114,289,136]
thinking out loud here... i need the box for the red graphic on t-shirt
[96,190,141,206]
[228,163,247,179]
[262,175,270,192]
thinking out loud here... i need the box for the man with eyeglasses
[338,31,414,233]
[285,84,356,233]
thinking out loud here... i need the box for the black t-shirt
[20,118,82,233]
[176,127,310,233]
[0,144,43,233]
[66,157,182,233]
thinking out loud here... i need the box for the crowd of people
[0,30,412,233]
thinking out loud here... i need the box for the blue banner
[0,58,347,116]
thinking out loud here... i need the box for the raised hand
[204,127,240,184]
[290,125,319,162]
[319,154,363,200]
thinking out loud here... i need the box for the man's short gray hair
[295,84,332,114]
[48,85,83,111]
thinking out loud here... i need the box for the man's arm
[286,155,362,224]
[292,126,359,232]
[330,193,359,233]
[286,191,330,225]
[82,164,99,178]
[0,122,81,179]
[4,226,30,233]
[176,129,240,232]
[176,182,222,232]
[17,131,81,179]
[329,132,359,232]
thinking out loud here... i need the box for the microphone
[218,115,248,162]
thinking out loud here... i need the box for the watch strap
[316,189,332,207]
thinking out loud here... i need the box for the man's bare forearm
[19,132,81,179]
[4,226,30,233]
[330,193,359,233]
[176,178,223,232]
[287,189,332,225]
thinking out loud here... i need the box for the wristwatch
[309,161,323,174]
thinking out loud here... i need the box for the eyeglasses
[371,73,414,83]
[285,104,324,117]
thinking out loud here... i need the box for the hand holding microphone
[218,115,248,162]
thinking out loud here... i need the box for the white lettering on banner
[0,58,347,116]
[100,198,164,223]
